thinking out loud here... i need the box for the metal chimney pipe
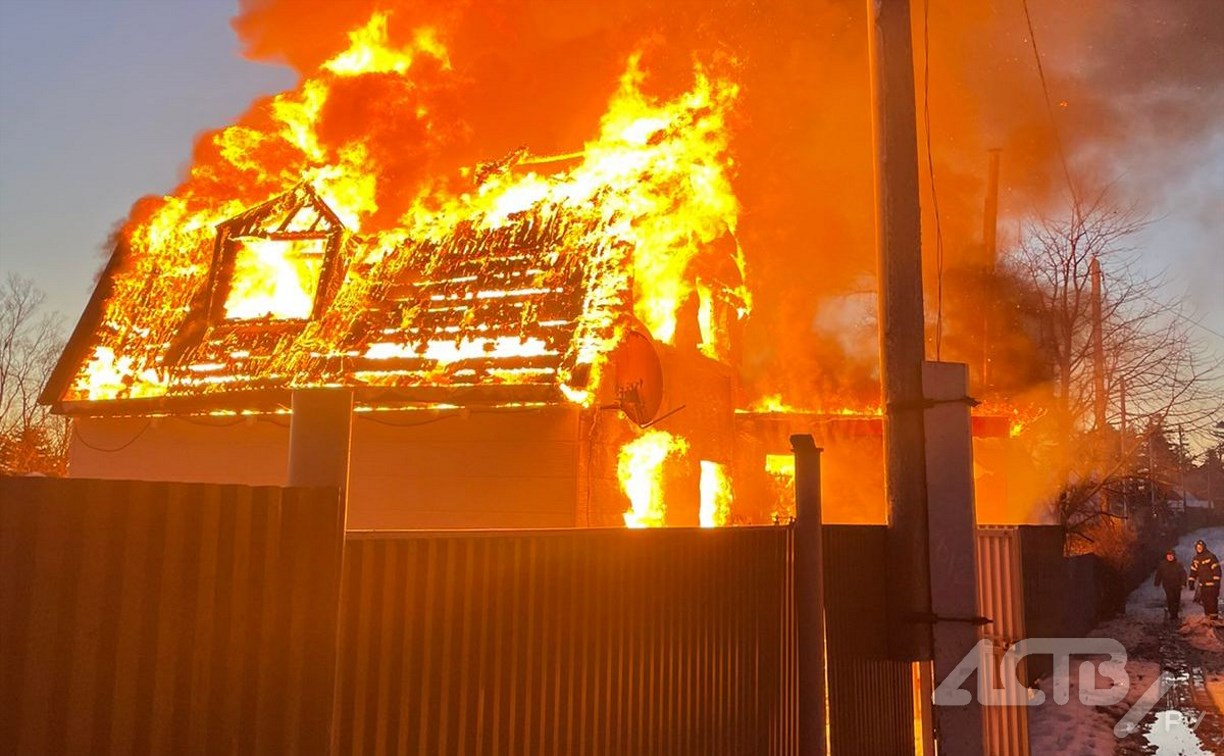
[287,388,354,496]
[982,149,1001,272]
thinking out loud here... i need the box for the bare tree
[0,274,67,475]
[1008,188,1221,436]
[1003,186,1223,534]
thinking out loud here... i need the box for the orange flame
[699,460,732,528]
[765,453,797,522]
[223,238,326,320]
[619,429,689,528]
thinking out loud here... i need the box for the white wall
[69,406,585,530]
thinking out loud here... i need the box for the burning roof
[41,23,747,415]
[47,177,641,413]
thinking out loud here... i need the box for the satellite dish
[612,321,664,426]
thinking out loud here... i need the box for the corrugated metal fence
[823,526,917,756]
[3,475,930,755]
[0,476,344,756]
[976,526,1031,756]
[333,527,797,756]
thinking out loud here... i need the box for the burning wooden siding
[734,412,1023,525]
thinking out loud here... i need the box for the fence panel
[975,526,1031,756]
[0,476,344,756]
[822,525,918,756]
[334,526,795,756]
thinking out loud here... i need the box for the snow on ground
[1028,527,1224,756]
[1028,658,1163,755]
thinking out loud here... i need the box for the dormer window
[206,183,346,323]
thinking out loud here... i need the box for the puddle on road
[1131,632,1216,756]
[1139,707,1210,755]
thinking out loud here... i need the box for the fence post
[791,434,826,756]
[286,388,353,756]
[923,362,986,754]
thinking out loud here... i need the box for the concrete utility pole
[866,0,932,661]
[1179,424,1187,511]
[982,150,1001,271]
[1120,377,1128,515]
[923,362,985,755]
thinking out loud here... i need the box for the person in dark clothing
[1154,550,1187,621]
[1188,539,1221,620]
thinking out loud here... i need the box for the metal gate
[334,527,797,756]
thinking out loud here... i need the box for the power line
[1178,313,1224,341]
[1132,289,1224,340]
[72,420,151,453]
[1018,1,1223,348]
[1019,0,1077,205]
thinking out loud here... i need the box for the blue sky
[0,0,294,318]
[1,0,1220,357]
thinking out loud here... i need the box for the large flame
[68,9,744,409]
[699,460,732,528]
[619,429,689,528]
[223,237,326,320]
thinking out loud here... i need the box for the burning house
[40,12,1030,530]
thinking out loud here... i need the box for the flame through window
[222,237,326,320]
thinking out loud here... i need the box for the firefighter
[1188,539,1221,620]
[1154,550,1187,621]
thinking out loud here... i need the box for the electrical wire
[922,0,946,360]
[355,411,459,428]
[1132,290,1224,340]
[72,420,152,453]
[1019,0,1077,205]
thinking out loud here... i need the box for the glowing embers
[363,336,555,364]
[619,429,689,528]
[223,237,327,320]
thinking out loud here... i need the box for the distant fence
[335,527,796,756]
[975,527,1031,756]
[0,477,345,756]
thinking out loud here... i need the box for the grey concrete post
[923,362,985,754]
